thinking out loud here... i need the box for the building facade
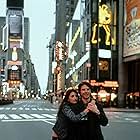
[50,0,140,108]
[0,0,40,99]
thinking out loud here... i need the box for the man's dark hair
[78,81,92,94]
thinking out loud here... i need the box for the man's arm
[87,100,108,126]
[96,103,108,126]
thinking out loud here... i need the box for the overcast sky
[0,0,56,93]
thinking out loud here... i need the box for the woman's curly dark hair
[58,89,79,116]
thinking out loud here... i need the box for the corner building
[62,0,140,108]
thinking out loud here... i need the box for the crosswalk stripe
[0,114,9,119]
[19,107,23,110]
[12,108,17,110]
[2,118,56,122]
[125,118,132,121]
[44,108,50,111]
[19,114,34,119]
[9,114,22,119]
[0,108,4,110]
[0,113,138,124]
[52,114,57,117]
[5,108,11,110]
[30,114,46,119]
[0,107,57,111]
[25,108,30,110]
[32,108,37,110]
[0,114,56,120]
[41,114,56,119]
[50,109,56,111]
[38,108,43,110]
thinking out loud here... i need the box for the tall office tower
[5,0,24,90]
[54,0,78,92]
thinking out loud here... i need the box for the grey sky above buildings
[0,0,56,92]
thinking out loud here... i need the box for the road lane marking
[19,107,23,110]
[49,109,57,111]
[0,107,57,111]
[38,108,43,110]
[32,108,37,110]
[125,118,132,121]
[52,114,57,117]
[9,114,22,119]
[0,107,4,110]
[1,118,56,122]
[30,114,46,119]
[19,114,34,119]
[0,113,57,120]
[42,120,55,125]
[5,108,11,110]
[41,114,56,119]
[44,108,50,111]
[11,108,17,110]
[0,114,9,119]
[131,120,139,123]
[25,108,30,110]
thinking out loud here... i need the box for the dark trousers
[52,136,58,140]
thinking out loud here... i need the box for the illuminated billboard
[123,0,140,57]
[8,15,22,39]
[9,40,23,49]
[2,25,8,50]
[91,4,115,48]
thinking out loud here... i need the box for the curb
[49,101,140,113]
[104,108,140,113]
[0,100,13,105]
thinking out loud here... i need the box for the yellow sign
[91,4,115,45]
[7,60,22,65]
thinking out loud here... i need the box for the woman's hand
[87,102,100,115]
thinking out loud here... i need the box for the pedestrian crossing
[106,112,140,123]
[0,113,57,123]
[0,107,57,111]
[0,111,139,124]
[0,106,139,124]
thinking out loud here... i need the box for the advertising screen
[9,15,22,39]
[123,0,140,57]
[2,25,8,50]
[7,0,24,8]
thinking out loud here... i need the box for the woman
[52,89,89,140]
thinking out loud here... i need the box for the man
[78,81,108,140]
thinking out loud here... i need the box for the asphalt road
[0,100,56,140]
[0,99,139,140]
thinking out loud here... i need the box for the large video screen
[123,0,140,57]
[7,0,24,8]
[9,15,22,39]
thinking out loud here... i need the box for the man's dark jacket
[78,100,108,140]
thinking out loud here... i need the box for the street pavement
[0,100,139,140]
[51,101,140,113]
[104,107,140,113]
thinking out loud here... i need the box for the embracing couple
[52,81,108,140]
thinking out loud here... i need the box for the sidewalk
[104,107,140,113]
[48,100,140,113]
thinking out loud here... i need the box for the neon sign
[91,4,115,45]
